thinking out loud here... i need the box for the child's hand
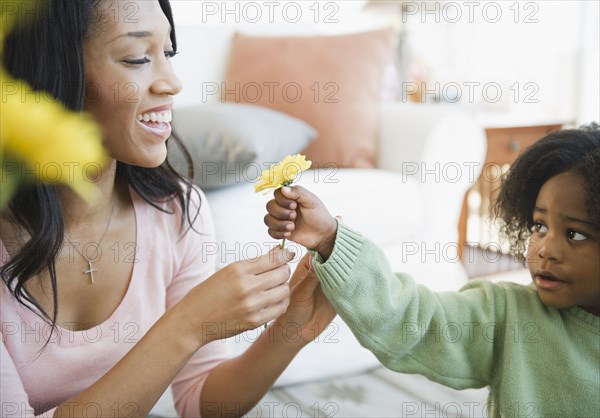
[265,186,338,260]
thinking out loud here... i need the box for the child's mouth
[534,273,566,290]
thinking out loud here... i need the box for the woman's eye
[567,230,588,241]
[165,50,178,59]
[532,222,548,234]
[123,57,150,65]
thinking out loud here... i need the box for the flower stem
[267,238,287,330]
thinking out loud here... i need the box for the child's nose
[537,234,562,262]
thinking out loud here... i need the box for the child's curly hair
[493,123,600,261]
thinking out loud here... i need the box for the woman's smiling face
[83,0,182,168]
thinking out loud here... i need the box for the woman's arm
[200,254,335,417]
[42,248,291,418]
[2,317,195,418]
[52,307,199,418]
[199,322,302,417]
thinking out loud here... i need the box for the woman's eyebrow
[108,31,153,44]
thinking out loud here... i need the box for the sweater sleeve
[312,222,509,390]
[164,187,232,418]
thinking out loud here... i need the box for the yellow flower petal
[1,68,107,202]
[254,154,312,193]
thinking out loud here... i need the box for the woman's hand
[274,253,336,347]
[175,247,295,347]
[265,186,338,260]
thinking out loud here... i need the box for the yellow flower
[1,68,108,204]
[255,154,312,193]
[0,0,107,208]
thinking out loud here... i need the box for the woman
[0,1,335,417]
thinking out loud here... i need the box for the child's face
[527,171,600,315]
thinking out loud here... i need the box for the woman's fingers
[257,298,291,327]
[243,279,291,327]
[255,263,291,292]
[256,280,291,309]
[244,246,294,275]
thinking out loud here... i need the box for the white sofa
[151,19,487,417]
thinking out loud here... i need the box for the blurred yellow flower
[255,154,312,193]
[0,1,108,207]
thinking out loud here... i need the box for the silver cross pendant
[83,259,97,284]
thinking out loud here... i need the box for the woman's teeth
[137,110,172,123]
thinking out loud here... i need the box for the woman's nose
[152,59,183,96]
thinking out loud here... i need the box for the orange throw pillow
[223,28,394,168]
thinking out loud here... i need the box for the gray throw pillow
[168,103,317,189]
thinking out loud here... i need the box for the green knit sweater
[312,223,600,418]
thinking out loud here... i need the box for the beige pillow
[224,28,394,168]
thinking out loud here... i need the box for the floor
[148,367,490,418]
[254,367,489,418]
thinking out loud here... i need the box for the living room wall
[170,0,599,125]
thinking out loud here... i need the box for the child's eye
[123,57,150,65]
[567,230,588,241]
[165,50,178,59]
[531,222,547,234]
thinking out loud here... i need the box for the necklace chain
[64,200,117,285]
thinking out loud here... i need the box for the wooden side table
[458,122,564,260]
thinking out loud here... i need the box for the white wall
[401,1,595,123]
[576,0,600,125]
[169,1,598,123]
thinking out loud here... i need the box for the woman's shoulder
[129,182,207,218]
[128,181,211,232]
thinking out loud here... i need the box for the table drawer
[485,124,562,165]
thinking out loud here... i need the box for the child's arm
[265,186,507,389]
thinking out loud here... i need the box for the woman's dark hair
[493,122,600,260]
[1,0,197,336]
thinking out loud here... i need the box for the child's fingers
[281,185,318,208]
[274,188,298,210]
[266,199,296,221]
[264,214,294,236]
[267,228,291,240]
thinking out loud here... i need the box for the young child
[264,124,600,417]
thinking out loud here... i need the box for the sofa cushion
[169,103,317,189]
[223,28,394,168]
